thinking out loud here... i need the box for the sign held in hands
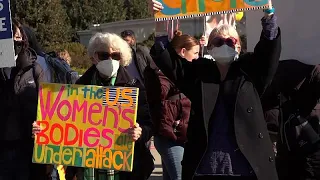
[32,83,139,172]
[0,0,15,67]
[155,0,269,21]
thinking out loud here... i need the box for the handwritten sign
[155,0,268,21]
[0,0,15,67]
[32,83,139,172]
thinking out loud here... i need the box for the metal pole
[201,16,206,57]
[171,20,174,39]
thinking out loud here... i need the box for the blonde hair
[58,49,71,65]
[88,32,132,66]
[207,24,240,49]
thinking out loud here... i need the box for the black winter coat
[152,28,282,180]
[0,49,44,141]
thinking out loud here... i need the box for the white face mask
[208,44,239,64]
[96,59,120,78]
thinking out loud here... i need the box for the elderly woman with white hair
[150,0,281,180]
[65,32,154,180]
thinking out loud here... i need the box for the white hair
[87,32,132,66]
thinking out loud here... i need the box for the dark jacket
[131,44,153,81]
[76,65,154,179]
[262,60,320,151]
[152,29,281,180]
[0,48,44,141]
[262,60,320,180]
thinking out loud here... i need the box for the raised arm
[241,7,281,96]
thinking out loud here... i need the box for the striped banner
[102,87,138,107]
[155,0,269,21]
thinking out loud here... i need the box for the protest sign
[57,165,66,180]
[155,0,268,21]
[0,0,15,67]
[33,83,139,172]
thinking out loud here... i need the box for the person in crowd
[262,60,320,180]
[32,32,155,180]
[23,26,52,83]
[23,26,78,84]
[120,29,154,149]
[150,0,281,180]
[144,30,194,180]
[120,29,154,85]
[0,19,46,180]
[57,49,72,66]
[24,25,66,180]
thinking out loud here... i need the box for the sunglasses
[210,37,237,48]
[96,52,121,61]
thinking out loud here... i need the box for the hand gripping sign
[155,0,269,21]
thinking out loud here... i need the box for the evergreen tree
[126,0,151,20]
[10,0,151,47]
[11,0,72,47]
[62,0,127,30]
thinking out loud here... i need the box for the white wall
[246,0,318,65]
[77,17,205,47]
[78,17,247,48]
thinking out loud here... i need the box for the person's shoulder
[137,44,150,52]
[76,65,96,85]
[25,48,37,62]
[238,52,254,59]
[193,57,215,65]
[191,57,219,80]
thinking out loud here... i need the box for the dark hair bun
[174,30,183,37]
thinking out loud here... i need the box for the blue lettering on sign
[157,0,181,15]
[244,0,269,6]
[0,0,13,40]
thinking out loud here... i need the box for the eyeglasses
[210,37,237,48]
[96,52,121,61]
[121,30,134,38]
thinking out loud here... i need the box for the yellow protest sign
[155,0,269,21]
[32,83,139,172]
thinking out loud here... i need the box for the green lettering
[199,0,205,12]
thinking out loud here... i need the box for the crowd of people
[0,0,319,180]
